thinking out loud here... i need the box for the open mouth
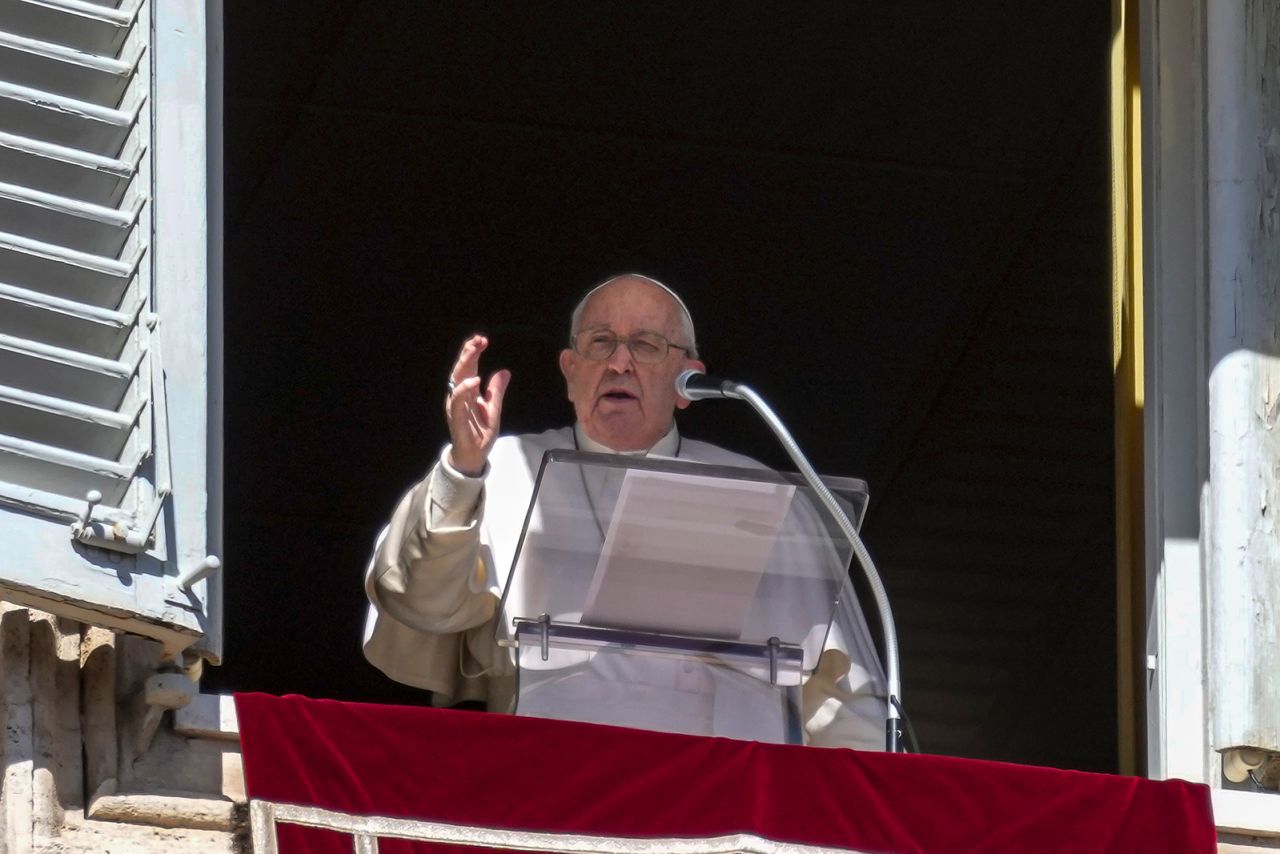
[600,390,638,402]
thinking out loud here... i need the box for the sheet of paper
[582,469,796,639]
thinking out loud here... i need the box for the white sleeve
[364,445,496,635]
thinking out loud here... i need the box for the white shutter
[0,0,220,659]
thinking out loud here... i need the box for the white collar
[573,423,680,458]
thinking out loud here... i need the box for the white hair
[569,273,698,358]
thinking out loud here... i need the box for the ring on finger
[447,380,457,394]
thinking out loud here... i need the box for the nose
[605,339,635,372]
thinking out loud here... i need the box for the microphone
[672,366,906,751]
[675,369,739,401]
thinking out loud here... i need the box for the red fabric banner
[235,692,1215,853]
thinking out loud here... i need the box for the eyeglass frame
[569,328,693,364]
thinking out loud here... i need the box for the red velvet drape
[236,693,1215,853]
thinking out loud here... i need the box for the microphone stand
[704,379,904,752]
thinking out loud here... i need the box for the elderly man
[363,274,885,748]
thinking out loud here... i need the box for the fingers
[443,337,510,477]
[449,334,488,385]
[483,369,511,424]
[445,374,487,476]
[446,376,484,421]
[454,369,509,433]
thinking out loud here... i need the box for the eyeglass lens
[577,330,670,363]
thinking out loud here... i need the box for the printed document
[582,469,795,638]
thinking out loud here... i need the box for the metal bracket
[70,487,171,554]
[538,613,551,662]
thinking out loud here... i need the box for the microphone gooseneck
[674,369,905,752]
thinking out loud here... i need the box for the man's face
[559,278,705,451]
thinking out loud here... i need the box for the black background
[209,1,1117,769]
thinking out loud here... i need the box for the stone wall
[0,604,245,852]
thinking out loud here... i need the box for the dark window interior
[211,1,1116,771]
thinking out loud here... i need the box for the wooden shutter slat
[0,0,135,58]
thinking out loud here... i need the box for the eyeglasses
[571,329,691,364]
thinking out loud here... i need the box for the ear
[674,357,707,410]
[558,348,575,400]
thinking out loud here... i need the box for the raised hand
[445,334,511,477]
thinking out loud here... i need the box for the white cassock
[363,424,887,749]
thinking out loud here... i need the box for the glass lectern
[496,449,868,744]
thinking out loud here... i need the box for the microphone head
[676,369,735,401]
[675,369,706,400]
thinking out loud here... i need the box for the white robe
[363,425,887,749]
